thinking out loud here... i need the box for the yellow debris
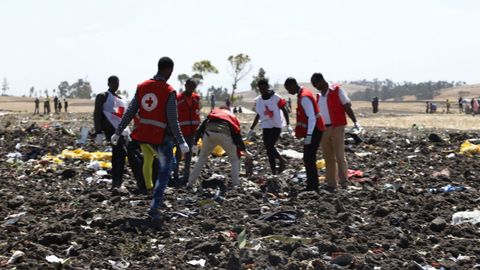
[60,149,112,161]
[316,159,326,169]
[459,140,480,157]
[42,154,64,164]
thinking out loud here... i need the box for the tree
[192,60,219,84]
[29,87,34,97]
[250,68,268,94]
[58,81,70,97]
[69,79,93,99]
[1,78,9,96]
[227,53,251,101]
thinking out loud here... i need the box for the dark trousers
[173,136,194,185]
[111,136,146,190]
[262,128,282,173]
[303,128,322,191]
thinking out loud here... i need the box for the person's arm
[166,92,186,145]
[115,93,139,135]
[93,93,107,134]
[194,119,208,145]
[339,88,358,124]
[250,114,260,130]
[300,97,316,135]
[280,107,290,126]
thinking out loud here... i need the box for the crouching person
[187,107,251,188]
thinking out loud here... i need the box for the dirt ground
[1,112,480,269]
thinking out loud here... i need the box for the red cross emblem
[141,93,158,112]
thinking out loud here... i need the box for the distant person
[210,94,215,110]
[372,96,379,113]
[64,99,68,112]
[311,73,359,191]
[233,106,238,113]
[430,102,437,113]
[112,57,189,222]
[93,75,145,193]
[458,97,463,113]
[34,97,40,115]
[58,100,62,113]
[446,99,451,114]
[284,77,325,192]
[247,78,291,175]
[44,97,51,115]
[425,101,430,114]
[173,78,201,186]
[187,107,251,188]
[53,96,59,113]
[225,98,231,109]
[287,97,292,111]
[473,97,479,115]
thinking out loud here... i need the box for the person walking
[93,75,145,193]
[64,99,68,112]
[372,96,379,113]
[173,78,201,185]
[247,78,291,175]
[446,99,451,114]
[112,57,189,221]
[311,73,360,190]
[187,107,251,188]
[284,77,325,191]
[53,96,59,113]
[210,94,215,110]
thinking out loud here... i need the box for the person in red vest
[311,73,359,190]
[112,57,190,221]
[93,75,145,192]
[186,107,251,188]
[284,77,325,192]
[173,78,201,185]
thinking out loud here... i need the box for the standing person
[446,99,451,114]
[53,96,59,113]
[210,94,216,110]
[44,97,50,115]
[112,57,189,221]
[287,97,292,112]
[426,101,430,114]
[173,78,201,185]
[246,78,291,175]
[34,97,40,115]
[372,96,379,113]
[473,97,479,115]
[225,98,231,109]
[64,99,68,112]
[284,77,325,191]
[58,100,63,113]
[187,107,251,188]
[311,73,360,190]
[93,75,145,193]
[458,97,463,113]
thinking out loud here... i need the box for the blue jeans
[149,139,174,212]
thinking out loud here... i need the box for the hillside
[0,96,94,113]
[434,83,480,100]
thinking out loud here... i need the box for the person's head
[184,78,198,95]
[310,73,329,92]
[284,77,300,95]
[157,57,174,80]
[257,78,270,95]
[108,76,119,92]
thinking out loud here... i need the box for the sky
[0,0,479,97]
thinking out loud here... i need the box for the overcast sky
[0,0,479,97]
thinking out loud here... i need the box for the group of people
[93,56,360,222]
[458,96,480,115]
[34,96,68,115]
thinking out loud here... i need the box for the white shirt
[254,93,286,129]
[300,96,316,135]
[317,87,350,125]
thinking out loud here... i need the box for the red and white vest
[296,87,325,138]
[102,92,130,135]
[131,79,174,144]
[316,84,347,127]
[208,108,241,135]
[177,92,201,137]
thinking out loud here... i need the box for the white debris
[187,259,207,267]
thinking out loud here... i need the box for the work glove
[110,134,120,146]
[191,145,199,155]
[304,134,312,145]
[246,129,254,140]
[95,133,105,145]
[286,125,294,136]
[179,142,190,154]
[354,122,361,129]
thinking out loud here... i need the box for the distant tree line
[56,79,93,99]
[348,79,466,101]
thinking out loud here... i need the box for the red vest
[131,79,174,144]
[177,92,201,137]
[317,84,347,127]
[208,108,241,134]
[296,87,325,138]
